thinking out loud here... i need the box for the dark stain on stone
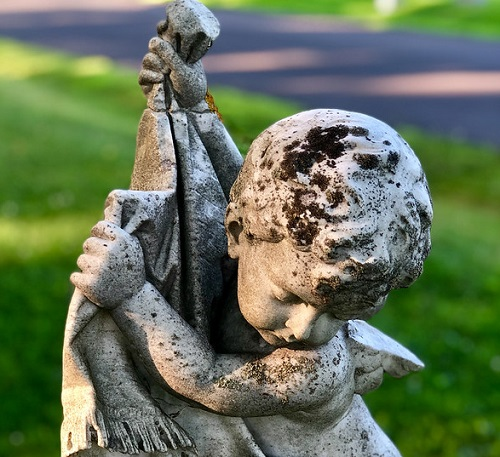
[260,144,270,159]
[280,125,350,181]
[349,126,369,137]
[283,139,301,153]
[310,172,329,191]
[306,125,350,160]
[282,187,336,246]
[387,151,400,172]
[315,277,341,297]
[281,150,319,180]
[284,213,319,247]
[326,189,345,208]
[354,153,380,170]
[268,227,280,241]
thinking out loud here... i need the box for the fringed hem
[99,406,195,454]
[62,389,196,456]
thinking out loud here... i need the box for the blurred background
[1,0,499,456]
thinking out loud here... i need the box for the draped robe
[59,85,273,455]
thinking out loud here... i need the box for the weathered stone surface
[62,1,432,456]
[130,109,176,191]
[162,0,220,63]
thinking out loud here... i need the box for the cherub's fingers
[142,52,166,73]
[70,271,103,307]
[83,236,110,256]
[354,367,384,395]
[149,37,182,67]
[140,83,153,96]
[138,69,164,87]
[90,221,121,241]
[70,271,90,292]
[76,253,102,275]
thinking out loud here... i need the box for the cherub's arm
[139,35,243,197]
[71,222,340,417]
[111,281,340,417]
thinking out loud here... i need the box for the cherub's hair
[227,109,432,292]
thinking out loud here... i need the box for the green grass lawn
[1,40,500,457]
[198,0,500,39]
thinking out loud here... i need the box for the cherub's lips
[258,328,295,347]
[260,329,324,349]
[271,329,296,342]
[275,333,321,349]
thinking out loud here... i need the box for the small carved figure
[62,1,432,456]
[71,109,432,457]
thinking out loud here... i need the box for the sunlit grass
[0,216,99,263]
[1,39,499,457]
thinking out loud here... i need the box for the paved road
[1,1,500,147]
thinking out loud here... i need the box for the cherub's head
[225,109,432,347]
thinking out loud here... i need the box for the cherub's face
[235,235,388,348]
[229,109,432,347]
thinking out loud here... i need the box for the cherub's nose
[285,304,320,342]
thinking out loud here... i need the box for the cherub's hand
[71,221,146,309]
[138,36,208,109]
[347,320,424,395]
[138,46,166,97]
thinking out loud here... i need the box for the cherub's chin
[258,329,329,350]
[257,330,291,347]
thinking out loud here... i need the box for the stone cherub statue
[62,1,433,456]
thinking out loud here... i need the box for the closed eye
[271,285,302,304]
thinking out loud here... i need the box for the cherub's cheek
[261,312,288,332]
[241,301,283,332]
[257,329,290,347]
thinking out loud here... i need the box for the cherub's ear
[225,202,244,259]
